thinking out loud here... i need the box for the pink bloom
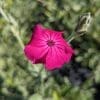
[24,24,74,71]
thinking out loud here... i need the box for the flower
[24,24,74,71]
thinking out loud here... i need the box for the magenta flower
[24,24,74,71]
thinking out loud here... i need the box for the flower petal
[44,29,63,40]
[24,45,49,63]
[56,38,74,53]
[45,46,72,71]
[24,45,35,62]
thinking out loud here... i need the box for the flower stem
[67,32,75,42]
[10,26,24,49]
[68,32,85,43]
[0,7,24,49]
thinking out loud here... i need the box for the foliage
[0,0,100,100]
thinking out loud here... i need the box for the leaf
[29,94,43,100]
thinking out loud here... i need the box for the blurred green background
[0,0,100,100]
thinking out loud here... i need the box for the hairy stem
[0,7,24,49]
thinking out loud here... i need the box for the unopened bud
[75,12,92,33]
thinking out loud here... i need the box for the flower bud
[75,12,92,33]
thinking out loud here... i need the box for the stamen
[47,40,55,46]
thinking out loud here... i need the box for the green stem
[0,7,24,49]
[68,32,85,43]
[41,77,45,97]
[67,32,75,41]
[0,7,9,22]
[10,26,24,49]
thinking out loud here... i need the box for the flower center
[47,40,55,46]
